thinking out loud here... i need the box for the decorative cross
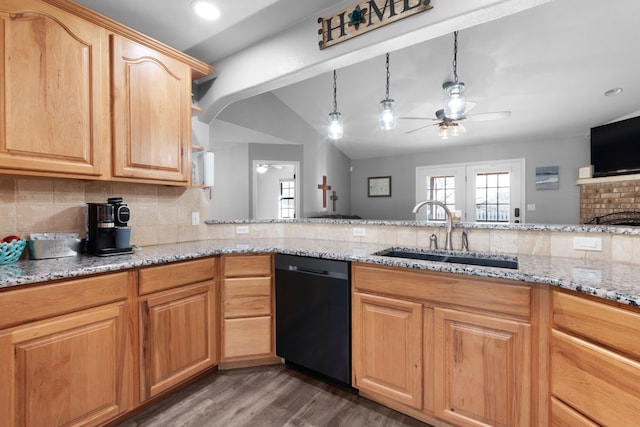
[317,175,332,208]
[330,191,338,211]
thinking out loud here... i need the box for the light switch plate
[573,236,602,251]
[353,228,366,237]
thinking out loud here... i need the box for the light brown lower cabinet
[220,254,275,363]
[138,258,218,401]
[551,290,640,425]
[352,262,536,427]
[0,273,132,427]
[352,292,423,409]
[433,307,531,427]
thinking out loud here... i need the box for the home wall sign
[318,0,433,50]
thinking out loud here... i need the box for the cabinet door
[352,292,423,409]
[140,282,216,400]
[0,302,129,427]
[434,308,531,427]
[111,35,191,184]
[0,0,107,177]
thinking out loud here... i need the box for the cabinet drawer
[223,254,272,278]
[353,263,531,319]
[223,277,272,319]
[551,329,640,425]
[553,290,640,360]
[550,397,598,427]
[139,258,216,295]
[223,316,272,359]
[0,272,129,329]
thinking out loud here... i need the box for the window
[425,175,456,221]
[475,172,511,222]
[279,180,295,219]
[416,159,524,223]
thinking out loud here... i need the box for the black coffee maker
[86,197,132,256]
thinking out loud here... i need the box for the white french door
[416,159,525,223]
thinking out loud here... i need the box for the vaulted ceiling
[76,0,640,159]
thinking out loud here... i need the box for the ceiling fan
[401,31,511,138]
[256,163,287,173]
[401,97,511,138]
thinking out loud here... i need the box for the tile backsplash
[0,177,210,246]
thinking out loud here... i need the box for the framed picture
[535,166,559,190]
[368,176,392,197]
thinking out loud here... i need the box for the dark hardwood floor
[118,364,432,427]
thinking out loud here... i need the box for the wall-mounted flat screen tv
[591,115,640,177]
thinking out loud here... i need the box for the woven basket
[0,239,26,265]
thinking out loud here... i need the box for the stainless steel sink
[375,248,518,269]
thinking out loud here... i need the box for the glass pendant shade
[256,164,268,174]
[449,123,460,137]
[438,124,449,139]
[378,99,397,130]
[444,82,466,119]
[328,111,344,140]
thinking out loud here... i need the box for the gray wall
[209,141,250,220]
[208,92,352,219]
[351,135,589,224]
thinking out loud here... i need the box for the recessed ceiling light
[604,87,623,97]
[191,0,220,20]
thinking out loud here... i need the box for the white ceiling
[75,0,640,160]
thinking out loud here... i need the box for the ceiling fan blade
[463,111,511,122]
[399,117,438,121]
[463,101,477,114]
[405,123,438,134]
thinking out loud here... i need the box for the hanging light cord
[332,70,338,113]
[385,53,391,99]
[452,30,459,83]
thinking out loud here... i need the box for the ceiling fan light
[378,99,397,130]
[256,164,268,174]
[328,111,344,140]
[444,82,466,119]
[438,124,449,139]
[449,123,460,137]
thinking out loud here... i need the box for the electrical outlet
[353,227,366,237]
[235,225,249,234]
[191,212,200,226]
[573,236,602,251]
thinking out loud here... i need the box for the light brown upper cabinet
[111,35,192,184]
[0,0,108,178]
[0,0,213,184]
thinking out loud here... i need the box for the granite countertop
[1,238,639,307]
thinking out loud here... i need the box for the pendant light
[443,31,466,120]
[379,53,397,130]
[328,70,343,140]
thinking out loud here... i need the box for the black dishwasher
[275,254,352,388]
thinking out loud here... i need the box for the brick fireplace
[580,178,640,224]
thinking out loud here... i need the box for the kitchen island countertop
[1,238,639,307]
